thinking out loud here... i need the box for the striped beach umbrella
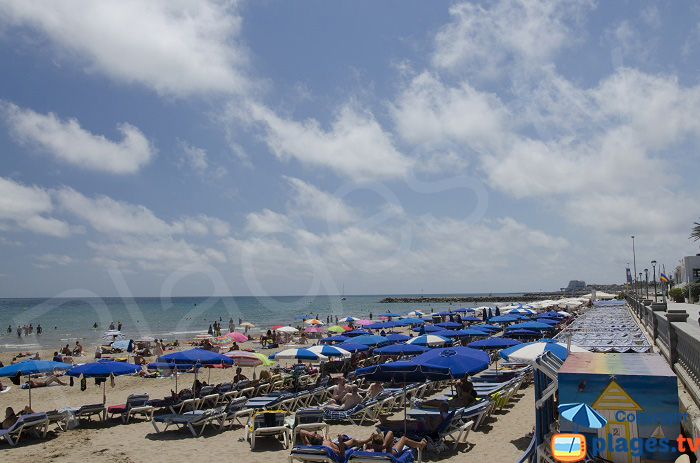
[269,348,328,362]
[559,403,607,429]
[240,322,255,328]
[307,345,351,358]
[211,335,233,347]
[406,334,451,347]
[305,319,324,325]
[499,340,588,362]
[224,351,263,367]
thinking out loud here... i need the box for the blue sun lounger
[151,408,225,437]
[0,413,49,446]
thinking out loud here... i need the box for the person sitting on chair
[323,385,362,410]
[367,431,427,456]
[298,431,372,460]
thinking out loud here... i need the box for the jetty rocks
[378,293,575,304]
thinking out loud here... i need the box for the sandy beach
[0,334,534,461]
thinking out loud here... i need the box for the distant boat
[342,283,346,300]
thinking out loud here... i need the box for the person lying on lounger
[329,377,350,402]
[26,375,67,388]
[367,431,427,456]
[378,402,451,433]
[359,382,384,399]
[298,431,372,460]
[2,406,33,430]
[323,385,362,410]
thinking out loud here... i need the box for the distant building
[674,254,700,287]
[561,280,586,292]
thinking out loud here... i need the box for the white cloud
[34,253,74,268]
[0,177,72,237]
[248,103,412,179]
[0,0,249,96]
[3,103,155,174]
[177,140,228,179]
[432,0,593,77]
[284,177,359,224]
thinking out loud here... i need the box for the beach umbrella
[407,334,451,347]
[327,326,346,334]
[269,348,328,362]
[540,312,566,319]
[499,339,588,363]
[410,325,442,333]
[341,326,353,331]
[379,312,401,318]
[385,333,411,343]
[558,403,607,430]
[158,348,234,366]
[240,322,255,327]
[487,308,493,319]
[351,335,390,347]
[533,318,561,325]
[452,308,467,313]
[494,306,501,316]
[354,319,373,326]
[375,343,428,356]
[102,330,125,341]
[507,329,543,338]
[400,319,424,325]
[224,332,248,342]
[460,316,481,322]
[224,351,263,367]
[436,329,490,338]
[488,315,520,323]
[305,319,324,325]
[435,321,462,330]
[468,338,522,349]
[195,334,214,340]
[66,361,141,405]
[404,311,424,317]
[307,345,351,358]
[345,330,371,337]
[557,311,572,317]
[0,360,72,408]
[295,315,312,320]
[471,324,501,333]
[339,317,358,322]
[368,322,398,330]
[334,343,369,353]
[320,335,349,344]
[303,326,325,333]
[274,326,298,333]
[482,309,487,321]
[211,336,233,347]
[272,325,283,330]
[506,321,556,331]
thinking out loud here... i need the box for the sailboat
[341,283,346,300]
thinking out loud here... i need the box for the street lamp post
[645,269,649,299]
[632,236,638,299]
[639,273,643,299]
[651,260,657,303]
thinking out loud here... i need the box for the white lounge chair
[0,413,48,446]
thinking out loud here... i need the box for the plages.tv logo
[551,433,587,462]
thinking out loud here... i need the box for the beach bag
[424,436,448,454]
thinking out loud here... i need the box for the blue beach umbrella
[375,343,429,356]
[467,338,522,349]
[436,329,490,338]
[533,318,561,325]
[407,334,451,347]
[494,306,501,316]
[499,339,588,362]
[482,309,488,321]
[506,329,542,338]
[488,315,520,323]
[472,324,501,332]
[345,330,371,337]
[487,308,493,319]
[400,319,424,325]
[435,321,462,330]
[0,360,73,408]
[351,335,390,347]
[506,321,555,331]
[158,348,234,366]
[320,335,349,344]
[295,315,312,320]
[269,348,328,362]
[413,347,490,377]
[411,325,442,333]
[368,322,398,330]
[67,361,142,404]
[307,345,351,358]
[540,312,566,319]
[385,334,411,343]
[334,343,369,353]
[379,312,402,318]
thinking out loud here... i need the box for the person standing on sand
[37,324,42,335]
[117,321,122,331]
[16,326,21,337]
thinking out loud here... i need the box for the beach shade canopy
[334,343,369,353]
[467,337,522,350]
[223,351,264,367]
[345,330,371,337]
[499,339,588,362]
[307,345,351,358]
[540,312,567,318]
[375,343,429,356]
[354,319,373,326]
[295,315,312,320]
[558,403,607,429]
[224,332,248,342]
[0,360,72,378]
[102,330,125,341]
[471,324,501,332]
[509,308,536,315]
[211,336,233,347]
[304,319,324,325]
[533,318,561,325]
[385,333,411,343]
[304,326,325,333]
[558,311,572,317]
[488,315,521,323]
[411,325,442,333]
[437,329,491,338]
[411,347,490,377]
[240,322,255,327]
[158,348,234,366]
[379,312,402,318]
[506,321,556,331]
[351,335,390,347]
[368,322,398,330]
[407,334,451,347]
[404,311,424,317]
[274,326,298,333]
[339,317,359,322]
[400,319,424,325]
[66,361,141,378]
[506,329,543,338]
[435,321,463,329]
[327,326,346,334]
[460,316,481,322]
[320,335,349,344]
[269,348,328,362]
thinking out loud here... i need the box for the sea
[0,293,524,353]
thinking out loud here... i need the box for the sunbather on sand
[27,375,67,388]
[323,385,362,410]
[378,402,451,433]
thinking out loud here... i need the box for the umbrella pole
[175,367,178,394]
[403,372,407,435]
[103,380,106,405]
[27,375,31,410]
[208,367,211,384]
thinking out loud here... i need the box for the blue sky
[0,0,699,297]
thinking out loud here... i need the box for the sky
[0,0,699,298]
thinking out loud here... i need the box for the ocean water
[0,293,523,352]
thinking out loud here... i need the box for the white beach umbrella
[275,326,298,333]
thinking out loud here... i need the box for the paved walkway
[668,301,700,323]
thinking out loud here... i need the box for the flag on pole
[660,273,669,283]
[626,268,633,283]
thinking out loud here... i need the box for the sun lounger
[75,404,106,421]
[0,413,49,446]
[246,410,292,449]
[169,397,200,414]
[288,446,344,463]
[347,447,421,463]
[45,410,68,431]
[291,408,328,445]
[198,393,220,409]
[324,400,380,425]
[151,408,226,437]
[108,394,154,423]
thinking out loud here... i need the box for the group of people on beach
[7,324,42,337]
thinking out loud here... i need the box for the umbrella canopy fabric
[435,321,462,329]
[158,348,233,365]
[66,361,141,378]
[320,335,349,344]
[327,326,345,333]
[307,345,351,358]
[467,337,522,350]
[385,334,411,342]
[436,329,491,338]
[540,312,567,318]
[506,329,543,338]
[295,315,312,320]
[102,330,125,341]
[472,324,501,332]
[558,403,607,429]
[339,317,359,322]
[0,360,72,377]
[240,322,255,327]
[223,351,263,367]
[211,336,233,346]
[404,311,424,317]
[350,335,390,347]
[406,334,451,347]
[533,318,561,325]
[499,340,588,362]
[506,321,556,331]
[334,343,369,353]
[400,319,424,325]
[269,348,328,362]
[305,319,324,325]
[354,319,373,326]
[379,313,401,318]
[304,326,325,333]
[274,326,298,333]
[375,343,429,356]
[488,315,520,323]
[509,308,536,315]
[368,322,398,330]
[410,325,442,333]
[345,330,371,337]
[224,332,248,342]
